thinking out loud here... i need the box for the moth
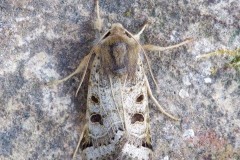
[50,0,191,159]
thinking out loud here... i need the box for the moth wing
[117,55,153,160]
[78,54,126,160]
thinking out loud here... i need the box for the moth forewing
[77,42,127,159]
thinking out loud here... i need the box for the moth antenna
[124,29,160,90]
[72,124,88,160]
[95,0,100,19]
[75,51,94,96]
[142,50,159,90]
[145,75,180,121]
[109,76,126,130]
[142,38,193,52]
[133,21,149,41]
[93,0,103,32]
[47,51,94,87]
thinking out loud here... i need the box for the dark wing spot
[136,94,144,103]
[131,113,144,124]
[118,126,124,131]
[142,141,153,150]
[90,114,103,125]
[91,95,99,104]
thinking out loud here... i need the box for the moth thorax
[110,42,128,76]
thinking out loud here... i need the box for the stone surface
[0,0,239,159]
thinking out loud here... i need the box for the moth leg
[72,124,88,160]
[133,21,148,41]
[145,76,180,121]
[48,52,93,86]
[196,48,240,59]
[93,0,103,32]
[143,38,193,53]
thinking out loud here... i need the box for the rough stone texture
[0,0,239,159]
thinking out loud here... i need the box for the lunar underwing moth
[49,0,192,159]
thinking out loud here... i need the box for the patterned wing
[118,56,153,160]
[79,55,126,160]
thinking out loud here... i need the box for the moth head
[109,23,125,35]
[99,24,140,77]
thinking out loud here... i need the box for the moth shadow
[51,20,96,123]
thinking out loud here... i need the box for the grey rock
[0,0,239,159]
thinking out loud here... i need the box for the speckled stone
[0,0,239,159]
